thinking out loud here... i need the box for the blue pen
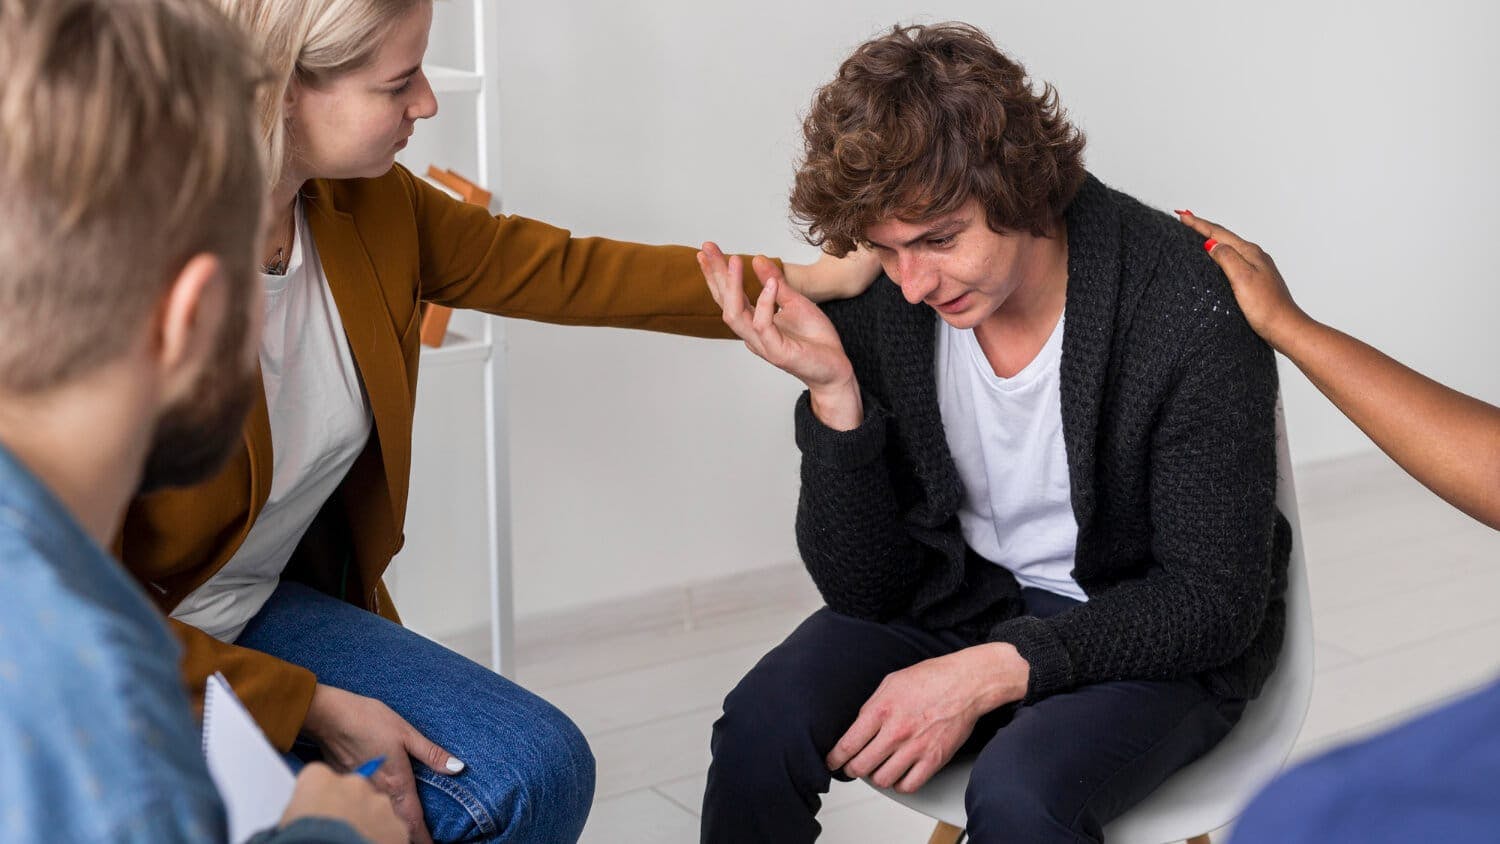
[353,755,386,778]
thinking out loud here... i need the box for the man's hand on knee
[826,643,1030,793]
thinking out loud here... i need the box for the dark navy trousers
[703,589,1245,843]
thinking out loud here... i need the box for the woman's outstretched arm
[1179,211,1500,529]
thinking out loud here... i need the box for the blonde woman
[116,1,873,842]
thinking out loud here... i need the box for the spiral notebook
[202,672,296,844]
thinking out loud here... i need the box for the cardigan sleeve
[793,391,934,621]
[988,308,1282,702]
[397,165,772,338]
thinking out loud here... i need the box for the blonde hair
[213,0,424,188]
[0,0,266,393]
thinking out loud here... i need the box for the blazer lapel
[303,191,414,532]
[242,369,273,518]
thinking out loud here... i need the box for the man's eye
[929,236,955,248]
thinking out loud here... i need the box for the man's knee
[710,664,828,790]
[964,749,1092,843]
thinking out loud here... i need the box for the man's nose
[896,255,937,305]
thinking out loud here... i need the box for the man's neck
[0,374,151,549]
[974,221,1069,378]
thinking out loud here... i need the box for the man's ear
[155,253,226,398]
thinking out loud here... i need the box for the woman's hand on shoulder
[1177,210,1310,350]
[781,245,883,304]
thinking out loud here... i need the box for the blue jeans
[237,581,595,843]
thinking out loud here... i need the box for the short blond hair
[214,0,425,188]
[0,0,266,393]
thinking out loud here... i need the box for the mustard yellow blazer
[120,164,762,749]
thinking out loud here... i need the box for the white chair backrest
[871,402,1315,843]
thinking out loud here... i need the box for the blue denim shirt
[0,442,227,842]
[0,444,365,844]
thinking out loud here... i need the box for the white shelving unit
[386,0,514,676]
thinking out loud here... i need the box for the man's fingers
[751,277,778,334]
[770,265,816,314]
[379,764,432,844]
[698,252,723,308]
[826,711,881,771]
[699,242,737,303]
[868,742,921,790]
[894,756,939,794]
[841,726,899,780]
[720,254,747,314]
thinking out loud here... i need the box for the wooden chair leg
[1186,835,1212,844]
[927,821,964,844]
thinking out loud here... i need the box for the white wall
[493,0,1500,619]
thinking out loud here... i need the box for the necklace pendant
[262,247,288,276]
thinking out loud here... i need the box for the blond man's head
[0,0,266,394]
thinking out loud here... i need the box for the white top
[934,312,1086,602]
[172,200,373,642]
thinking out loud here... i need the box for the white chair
[871,405,1314,844]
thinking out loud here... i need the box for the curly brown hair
[791,22,1086,256]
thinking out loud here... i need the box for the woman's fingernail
[1204,238,1219,252]
[445,757,467,774]
[1175,209,1192,216]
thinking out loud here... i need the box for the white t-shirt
[934,312,1086,602]
[172,200,373,642]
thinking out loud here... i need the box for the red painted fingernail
[1204,238,1219,252]
[1175,209,1192,216]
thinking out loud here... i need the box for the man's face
[138,265,260,493]
[865,198,1054,330]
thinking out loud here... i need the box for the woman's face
[285,2,438,182]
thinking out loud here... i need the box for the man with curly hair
[697,23,1290,843]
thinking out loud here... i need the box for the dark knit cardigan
[794,174,1291,704]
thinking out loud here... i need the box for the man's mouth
[931,291,970,314]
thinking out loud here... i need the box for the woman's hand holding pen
[303,683,467,844]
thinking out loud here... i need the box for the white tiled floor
[441,450,1500,843]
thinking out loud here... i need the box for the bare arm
[1180,211,1500,529]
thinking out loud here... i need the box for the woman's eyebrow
[384,63,421,83]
